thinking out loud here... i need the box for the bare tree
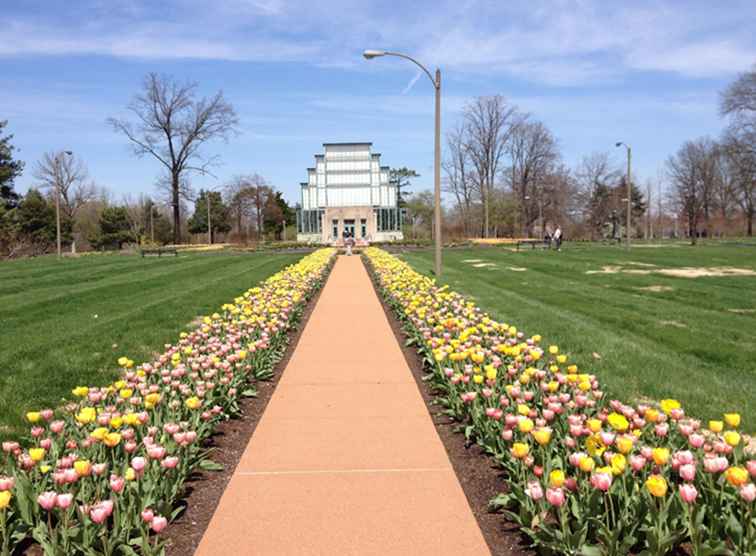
[575,152,621,239]
[666,139,718,244]
[722,131,756,235]
[34,151,94,222]
[509,119,559,236]
[442,123,476,236]
[108,73,239,243]
[462,96,521,237]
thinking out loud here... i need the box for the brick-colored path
[195,256,490,556]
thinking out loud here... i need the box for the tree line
[404,66,756,243]
[0,74,295,258]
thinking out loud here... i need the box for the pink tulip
[679,484,698,504]
[689,433,705,448]
[564,477,578,492]
[748,460,756,478]
[57,493,74,510]
[546,487,565,507]
[151,515,168,533]
[590,472,612,492]
[141,508,155,522]
[162,456,179,469]
[50,420,65,434]
[40,409,54,421]
[30,426,44,438]
[0,476,14,491]
[655,423,669,437]
[93,463,108,476]
[525,480,543,501]
[741,484,756,503]
[89,507,109,524]
[110,475,125,493]
[148,446,166,460]
[38,492,58,511]
[630,455,647,472]
[679,463,696,482]
[131,456,147,472]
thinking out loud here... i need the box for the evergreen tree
[96,206,135,249]
[0,120,24,209]
[187,190,231,242]
[17,189,56,245]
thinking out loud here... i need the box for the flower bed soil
[366,259,533,556]
[161,276,326,556]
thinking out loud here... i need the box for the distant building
[296,142,403,244]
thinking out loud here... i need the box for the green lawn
[0,251,302,438]
[400,242,756,430]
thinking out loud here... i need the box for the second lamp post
[615,142,632,249]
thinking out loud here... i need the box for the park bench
[515,239,550,251]
[140,247,178,258]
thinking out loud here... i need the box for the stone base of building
[297,205,402,244]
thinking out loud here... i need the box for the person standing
[345,232,355,256]
[553,225,563,251]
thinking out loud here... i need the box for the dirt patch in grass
[729,308,756,314]
[473,262,497,268]
[462,259,484,263]
[369,266,533,556]
[656,267,756,278]
[637,285,674,293]
[626,261,658,267]
[163,281,326,556]
[587,265,755,278]
[507,266,527,272]
[659,320,687,328]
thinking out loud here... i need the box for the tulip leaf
[241,388,258,398]
[199,459,224,471]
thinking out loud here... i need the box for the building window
[375,208,400,232]
[360,218,367,238]
[297,209,323,234]
[332,219,338,239]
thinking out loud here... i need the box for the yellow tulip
[615,435,634,454]
[724,413,741,428]
[579,456,595,472]
[532,427,552,446]
[548,345,559,355]
[511,442,529,459]
[651,448,670,466]
[76,407,96,425]
[26,411,41,423]
[659,399,681,415]
[517,404,530,416]
[74,460,91,477]
[709,420,724,433]
[587,419,602,433]
[72,386,89,398]
[472,374,484,384]
[610,453,626,475]
[519,418,534,433]
[645,408,660,423]
[645,475,667,497]
[29,448,45,462]
[557,354,567,364]
[90,427,108,441]
[607,413,629,432]
[185,397,202,410]
[0,491,11,510]
[549,470,565,488]
[725,466,749,487]
[485,366,497,381]
[723,431,740,447]
[104,433,122,448]
[125,468,136,481]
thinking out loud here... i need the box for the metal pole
[150,206,154,242]
[55,156,62,259]
[433,69,442,277]
[207,192,212,245]
[626,146,632,249]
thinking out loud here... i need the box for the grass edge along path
[364,247,754,556]
[195,255,490,556]
[0,249,336,555]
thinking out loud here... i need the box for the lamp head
[363,49,386,60]
[64,150,73,156]
[615,142,623,148]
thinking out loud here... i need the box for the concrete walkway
[195,256,490,556]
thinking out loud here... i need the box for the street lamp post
[207,192,212,245]
[615,142,632,249]
[54,151,73,259]
[363,49,442,277]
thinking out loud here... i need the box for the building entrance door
[343,219,355,238]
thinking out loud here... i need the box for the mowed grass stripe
[401,244,756,429]
[0,252,301,437]
[2,254,272,323]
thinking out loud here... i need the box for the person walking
[553,225,563,251]
[345,232,355,256]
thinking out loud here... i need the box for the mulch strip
[366,261,534,556]
[163,281,326,556]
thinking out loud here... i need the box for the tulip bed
[364,247,755,556]
[0,248,336,556]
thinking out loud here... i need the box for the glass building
[296,143,403,243]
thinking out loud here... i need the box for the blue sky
[3,0,756,205]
